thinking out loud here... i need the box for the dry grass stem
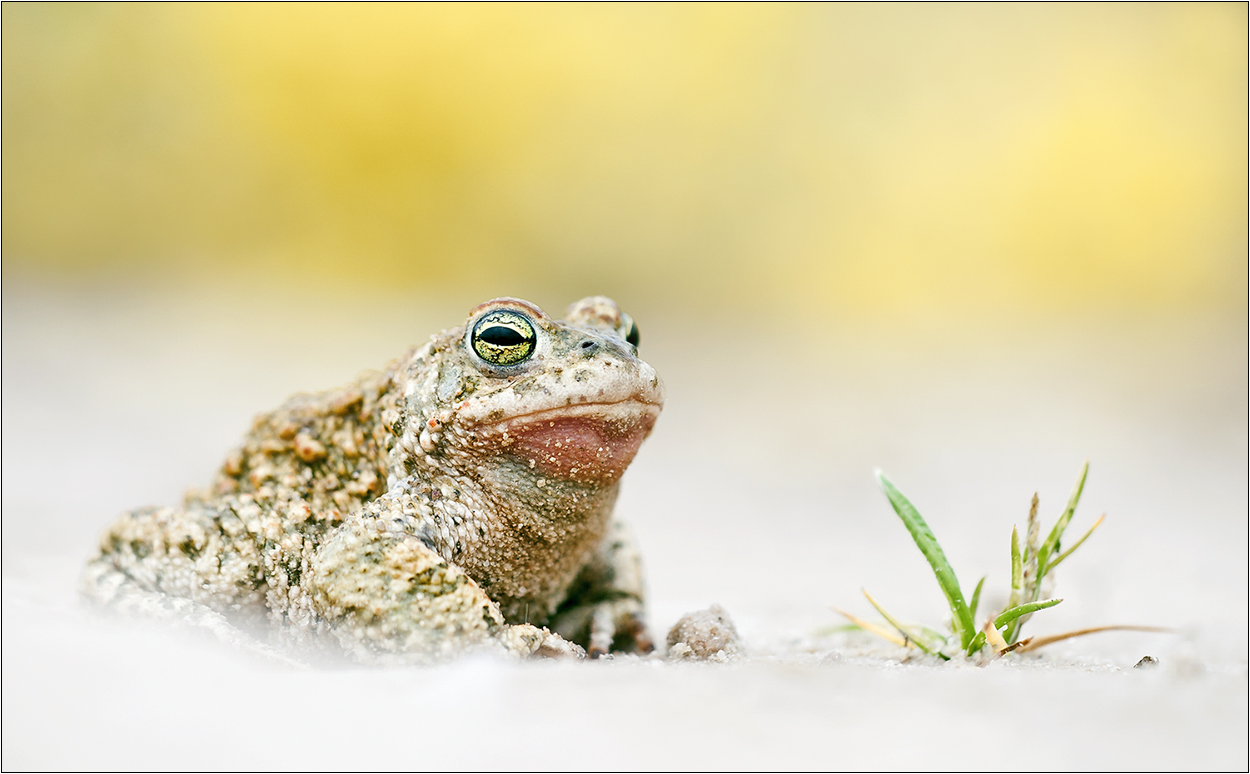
[1015,625,1173,653]
[830,607,909,648]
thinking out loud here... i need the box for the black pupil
[480,325,528,346]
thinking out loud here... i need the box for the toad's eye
[472,311,537,366]
[620,313,640,348]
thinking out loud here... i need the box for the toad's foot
[589,596,652,657]
[549,515,653,657]
[500,623,586,660]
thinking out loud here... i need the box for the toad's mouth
[474,401,660,483]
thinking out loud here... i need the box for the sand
[3,279,1245,771]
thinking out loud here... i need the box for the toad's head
[393,296,663,496]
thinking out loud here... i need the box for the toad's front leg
[549,515,653,658]
[308,518,583,664]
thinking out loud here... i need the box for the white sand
[4,279,1245,770]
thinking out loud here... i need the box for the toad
[82,296,663,664]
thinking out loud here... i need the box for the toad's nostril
[579,339,598,352]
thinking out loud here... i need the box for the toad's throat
[484,402,659,483]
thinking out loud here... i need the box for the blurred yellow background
[3,14,1248,763]
[3,4,1246,322]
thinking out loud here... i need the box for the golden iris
[471,310,537,366]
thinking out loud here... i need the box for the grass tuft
[836,462,1160,660]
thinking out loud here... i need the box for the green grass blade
[913,624,952,648]
[966,574,986,655]
[1048,514,1105,572]
[966,630,986,656]
[969,576,986,623]
[993,598,1062,630]
[1009,526,1023,610]
[813,624,863,636]
[862,589,950,660]
[1035,461,1089,585]
[875,469,975,649]
[1014,494,1042,641]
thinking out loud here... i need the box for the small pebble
[666,604,742,661]
[1133,655,1160,669]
